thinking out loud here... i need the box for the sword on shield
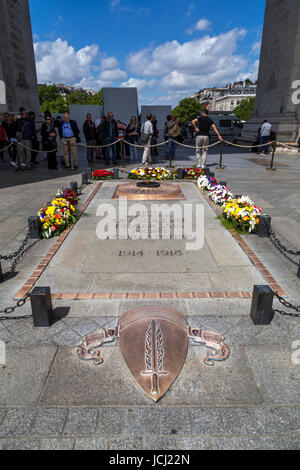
[142,320,168,396]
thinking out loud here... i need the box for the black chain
[273,291,300,318]
[267,224,300,266]
[0,230,31,261]
[0,291,32,321]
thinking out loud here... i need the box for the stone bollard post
[297,260,300,279]
[258,214,271,238]
[28,216,40,239]
[70,181,78,196]
[30,287,54,327]
[177,168,184,179]
[250,285,274,325]
[113,168,119,180]
[82,171,89,186]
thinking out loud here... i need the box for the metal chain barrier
[0,229,31,262]
[267,222,300,267]
[273,291,300,318]
[0,291,32,321]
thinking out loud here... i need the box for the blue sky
[29,0,266,106]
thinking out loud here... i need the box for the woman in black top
[41,116,58,169]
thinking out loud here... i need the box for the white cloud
[34,38,99,85]
[99,68,127,81]
[187,18,212,34]
[120,77,156,91]
[251,41,261,55]
[127,29,248,80]
[100,56,119,70]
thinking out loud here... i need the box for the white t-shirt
[261,122,272,137]
[142,120,153,136]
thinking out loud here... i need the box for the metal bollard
[70,181,78,196]
[258,214,271,238]
[267,141,277,171]
[216,140,225,169]
[28,216,40,239]
[297,260,300,279]
[86,168,92,180]
[82,171,89,186]
[177,168,184,179]
[113,168,119,179]
[30,287,54,327]
[250,285,274,325]
[0,261,3,282]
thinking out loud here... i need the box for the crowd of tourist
[0,108,191,171]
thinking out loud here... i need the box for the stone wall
[0,0,40,114]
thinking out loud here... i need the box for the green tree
[39,84,104,114]
[233,97,255,121]
[172,98,203,125]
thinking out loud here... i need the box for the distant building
[38,82,96,100]
[215,82,256,112]
[191,81,256,112]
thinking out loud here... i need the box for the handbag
[139,124,151,145]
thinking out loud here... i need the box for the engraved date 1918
[119,250,184,257]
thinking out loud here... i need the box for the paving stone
[190,408,223,435]
[129,408,160,435]
[178,437,211,450]
[74,437,108,450]
[0,409,36,437]
[161,408,192,436]
[188,316,240,336]
[143,436,178,450]
[0,346,57,407]
[97,408,128,435]
[40,438,75,450]
[243,436,279,450]
[250,408,288,434]
[52,328,82,346]
[0,409,6,425]
[72,319,100,337]
[109,437,143,450]
[0,439,6,450]
[220,408,257,435]
[245,347,300,405]
[277,436,300,450]
[4,438,40,450]
[280,407,300,432]
[30,408,68,436]
[64,408,99,436]
[0,328,14,343]
[211,437,246,450]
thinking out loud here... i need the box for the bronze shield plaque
[119,306,189,402]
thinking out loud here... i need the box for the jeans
[165,138,176,159]
[105,138,117,164]
[259,135,269,153]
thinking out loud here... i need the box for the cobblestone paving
[0,406,299,450]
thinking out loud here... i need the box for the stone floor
[0,145,299,450]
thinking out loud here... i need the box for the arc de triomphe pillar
[243,0,300,142]
[0,0,40,114]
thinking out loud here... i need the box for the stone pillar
[242,0,300,143]
[0,0,40,114]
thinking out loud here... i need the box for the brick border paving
[15,180,286,300]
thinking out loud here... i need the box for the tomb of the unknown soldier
[0,0,299,453]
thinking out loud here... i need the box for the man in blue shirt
[59,113,80,169]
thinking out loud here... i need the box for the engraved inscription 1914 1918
[77,306,230,402]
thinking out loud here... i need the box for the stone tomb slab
[35,181,265,293]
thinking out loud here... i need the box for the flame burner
[112,182,185,200]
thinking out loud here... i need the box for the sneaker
[9,161,16,167]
